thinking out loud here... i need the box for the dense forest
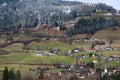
[0,0,117,32]
[66,16,118,35]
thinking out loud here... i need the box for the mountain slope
[0,0,117,32]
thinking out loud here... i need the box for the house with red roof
[89,48,96,52]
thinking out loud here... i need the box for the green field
[0,53,74,65]
[28,41,75,51]
[0,53,74,79]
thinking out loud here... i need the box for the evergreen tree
[86,62,95,68]
[2,66,9,80]
[9,69,15,80]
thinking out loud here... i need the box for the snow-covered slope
[0,0,117,31]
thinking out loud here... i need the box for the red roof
[89,48,96,50]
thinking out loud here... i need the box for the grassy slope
[94,27,120,40]
[72,26,120,40]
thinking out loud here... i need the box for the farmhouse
[35,51,43,56]
[72,48,80,53]
[89,48,96,52]
[105,47,114,51]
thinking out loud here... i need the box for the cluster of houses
[35,48,61,56]
[28,58,120,80]
[105,54,120,62]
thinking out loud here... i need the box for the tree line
[2,66,45,80]
[3,66,21,80]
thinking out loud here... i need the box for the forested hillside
[0,0,117,32]
[66,16,118,35]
